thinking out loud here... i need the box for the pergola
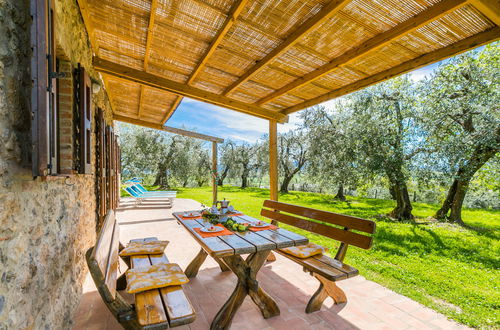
[78,0,499,200]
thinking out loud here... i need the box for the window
[31,0,93,176]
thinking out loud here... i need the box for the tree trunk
[334,184,346,201]
[182,179,188,188]
[389,184,396,200]
[280,175,293,193]
[153,163,169,189]
[386,167,413,220]
[217,166,229,186]
[240,166,251,188]
[389,179,413,220]
[435,139,499,225]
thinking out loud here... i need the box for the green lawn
[125,185,500,328]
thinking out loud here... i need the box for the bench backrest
[261,200,376,250]
[88,209,120,302]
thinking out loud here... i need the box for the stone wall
[0,0,114,328]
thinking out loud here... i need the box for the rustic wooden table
[173,211,308,330]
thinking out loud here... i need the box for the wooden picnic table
[173,211,308,330]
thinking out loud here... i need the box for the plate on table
[250,221,269,228]
[183,211,201,218]
[200,226,223,233]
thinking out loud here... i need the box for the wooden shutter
[112,133,118,209]
[31,0,57,176]
[105,126,111,204]
[79,67,92,174]
[95,108,107,226]
[110,130,115,209]
[105,126,114,209]
[112,135,117,209]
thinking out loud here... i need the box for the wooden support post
[212,141,218,206]
[267,120,279,263]
[269,120,278,201]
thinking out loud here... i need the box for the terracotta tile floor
[73,198,469,330]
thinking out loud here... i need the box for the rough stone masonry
[0,0,114,328]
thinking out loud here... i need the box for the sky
[166,62,441,144]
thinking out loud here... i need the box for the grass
[124,185,500,328]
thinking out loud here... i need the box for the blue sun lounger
[133,184,176,196]
[125,187,176,207]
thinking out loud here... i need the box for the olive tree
[301,105,362,201]
[344,77,426,219]
[233,143,260,188]
[119,124,178,188]
[217,140,236,186]
[278,129,308,193]
[419,43,500,225]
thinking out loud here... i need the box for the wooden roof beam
[188,0,249,84]
[114,114,224,143]
[94,57,288,123]
[257,0,469,106]
[470,0,500,26]
[223,0,350,96]
[281,27,500,115]
[165,0,248,125]
[138,0,159,120]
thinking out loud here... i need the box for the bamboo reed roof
[78,0,500,127]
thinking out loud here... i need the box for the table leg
[246,251,279,318]
[210,279,247,330]
[211,251,280,330]
[185,248,208,278]
[213,257,230,272]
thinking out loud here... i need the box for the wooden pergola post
[267,120,279,262]
[269,120,278,201]
[212,141,218,206]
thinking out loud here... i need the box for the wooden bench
[261,200,376,313]
[86,210,196,329]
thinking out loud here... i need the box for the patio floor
[73,198,469,330]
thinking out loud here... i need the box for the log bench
[260,200,376,313]
[86,210,196,329]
